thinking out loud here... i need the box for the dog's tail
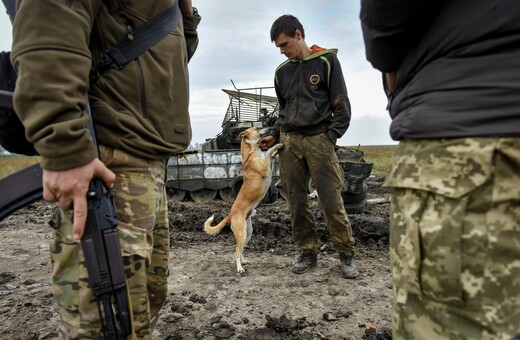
[204,214,231,235]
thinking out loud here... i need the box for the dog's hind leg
[241,215,253,266]
[245,215,253,246]
[231,216,247,273]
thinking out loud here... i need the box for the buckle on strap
[97,52,124,72]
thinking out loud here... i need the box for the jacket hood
[277,46,339,70]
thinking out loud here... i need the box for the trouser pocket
[391,188,465,304]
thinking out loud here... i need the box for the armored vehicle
[165,85,373,213]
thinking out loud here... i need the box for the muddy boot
[339,252,359,279]
[291,250,317,274]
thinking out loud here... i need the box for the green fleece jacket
[11,0,200,170]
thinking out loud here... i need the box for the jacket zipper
[134,59,147,118]
[296,61,302,117]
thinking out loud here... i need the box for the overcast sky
[0,1,396,146]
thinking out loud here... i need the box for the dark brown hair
[270,14,305,42]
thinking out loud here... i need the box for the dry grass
[0,145,397,180]
[349,144,397,179]
[0,156,40,178]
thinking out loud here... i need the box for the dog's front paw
[268,143,284,157]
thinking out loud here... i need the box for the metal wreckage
[0,85,373,220]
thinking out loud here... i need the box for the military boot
[291,250,317,274]
[339,252,359,279]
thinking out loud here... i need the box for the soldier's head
[270,15,308,60]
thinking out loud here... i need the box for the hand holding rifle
[42,158,115,240]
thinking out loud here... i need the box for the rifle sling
[0,164,43,221]
[96,2,180,72]
[0,89,13,111]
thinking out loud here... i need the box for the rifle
[83,176,131,339]
[82,103,132,339]
[0,89,132,339]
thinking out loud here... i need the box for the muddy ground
[0,179,394,339]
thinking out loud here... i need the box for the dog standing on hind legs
[204,127,283,273]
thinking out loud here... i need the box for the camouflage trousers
[385,138,520,340]
[49,145,169,339]
[279,132,356,254]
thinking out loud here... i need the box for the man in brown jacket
[11,0,200,338]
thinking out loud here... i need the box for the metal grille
[221,88,279,126]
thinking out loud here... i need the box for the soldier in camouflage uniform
[360,1,520,339]
[386,139,520,339]
[11,0,200,338]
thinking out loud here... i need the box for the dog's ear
[237,131,246,141]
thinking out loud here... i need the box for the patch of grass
[0,156,41,178]
[0,145,398,182]
[347,145,397,179]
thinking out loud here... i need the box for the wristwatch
[192,7,199,17]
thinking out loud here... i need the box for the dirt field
[0,178,393,339]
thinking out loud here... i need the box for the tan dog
[204,127,283,273]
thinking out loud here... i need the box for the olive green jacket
[11,0,200,170]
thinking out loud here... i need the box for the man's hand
[42,159,116,240]
[179,0,194,16]
[258,135,276,150]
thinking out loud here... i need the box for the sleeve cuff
[39,144,98,171]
